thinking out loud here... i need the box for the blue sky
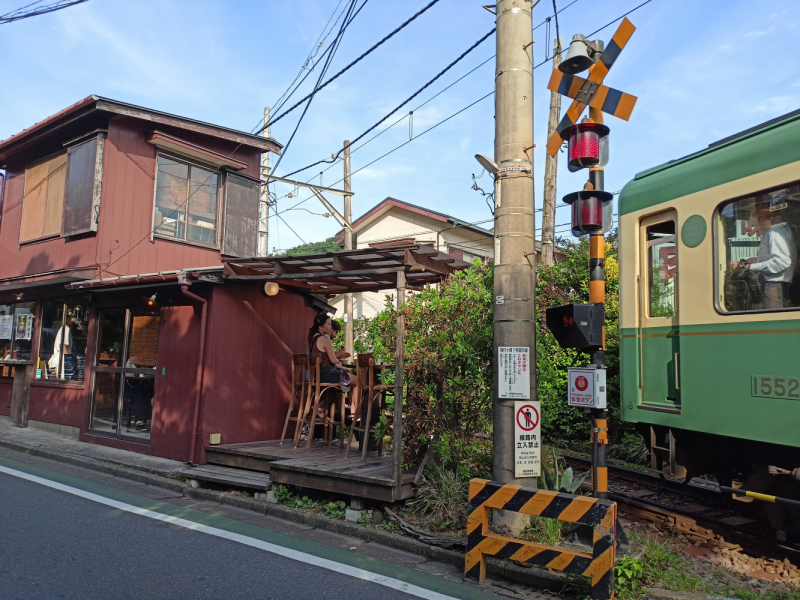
[1,0,798,250]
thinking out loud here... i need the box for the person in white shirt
[731,201,797,309]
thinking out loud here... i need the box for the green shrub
[408,465,469,522]
[323,500,347,519]
[614,556,644,598]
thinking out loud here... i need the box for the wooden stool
[295,357,345,450]
[345,354,392,462]
[280,354,308,444]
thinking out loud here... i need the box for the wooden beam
[10,364,33,428]
[228,266,405,281]
[404,249,454,276]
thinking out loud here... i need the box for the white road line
[0,465,460,600]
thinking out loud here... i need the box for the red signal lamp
[563,189,614,234]
[563,121,609,169]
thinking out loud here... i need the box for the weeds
[272,484,319,510]
[522,515,565,547]
[323,500,347,519]
[614,556,644,598]
[408,465,468,522]
[610,433,649,465]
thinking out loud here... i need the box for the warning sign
[498,347,530,399]
[514,400,541,478]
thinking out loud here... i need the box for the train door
[639,211,681,411]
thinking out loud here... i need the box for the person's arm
[318,336,341,367]
[750,229,792,274]
[335,349,350,359]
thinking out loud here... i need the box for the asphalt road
[0,469,460,600]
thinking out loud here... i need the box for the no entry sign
[514,400,541,477]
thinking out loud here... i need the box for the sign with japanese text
[498,346,530,399]
[0,315,12,340]
[514,400,541,477]
[568,368,606,408]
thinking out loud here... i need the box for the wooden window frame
[151,151,223,250]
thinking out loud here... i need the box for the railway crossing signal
[545,17,638,158]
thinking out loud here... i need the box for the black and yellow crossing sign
[465,479,617,600]
[546,18,638,157]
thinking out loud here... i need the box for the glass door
[90,308,160,441]
[639,211,681,411]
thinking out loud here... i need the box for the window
[0,302,37,366]
[20,153,67,243]
[153,154,220,245]
[37,296,90,383]
[646,221,677,317]
[19,135,106,243]
[717,184,800,312]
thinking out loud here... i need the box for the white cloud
[749,96,796,116]
[744,30,768,38]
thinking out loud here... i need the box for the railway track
[561,454,800,564]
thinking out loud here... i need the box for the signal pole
[343,140,354,357]
[541,37,562,266]
[493,0,537,533]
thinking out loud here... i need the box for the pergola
[223,244,472,496]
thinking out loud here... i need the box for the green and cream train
[618,110,800,524]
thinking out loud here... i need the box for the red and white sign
[568,368,607,408]
[498,347,530,399]
[514,400,541,478]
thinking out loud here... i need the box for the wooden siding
[0,115,262,283]
[197,284,316,462]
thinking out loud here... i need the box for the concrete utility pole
[493,0,538,533]
[258,107,271,257]
[343,140,354,357]
[541,37,562,267]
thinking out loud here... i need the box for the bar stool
[345,354,391,462]
[280,354,308,444]
[296,357,345,450]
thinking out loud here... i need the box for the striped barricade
[465,479,617,600]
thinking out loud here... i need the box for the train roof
[619,108,800,216]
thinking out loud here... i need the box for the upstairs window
[19,133,106,244]
[153,154,220,246]
[717,184,800,312]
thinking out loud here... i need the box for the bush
[408,465,469,523]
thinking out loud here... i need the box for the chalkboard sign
[61,354,76,380]
[76,354,86,382]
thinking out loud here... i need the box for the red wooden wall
[0,115,262,282]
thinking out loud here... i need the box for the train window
[717,184,800,312]
[646,221,677,317]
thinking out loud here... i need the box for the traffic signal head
[545,303,604,349]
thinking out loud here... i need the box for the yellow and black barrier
[720,486,800,509]
[465,479,617,600]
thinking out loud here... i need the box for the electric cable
[282,26,496,178]
[1,0,86,24]
[260,0,445,133]
[270,0,360,173]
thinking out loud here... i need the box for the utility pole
[258,107,271,257]
[541,37,562,267]
[343,140,354,357]
[493,0,537,534]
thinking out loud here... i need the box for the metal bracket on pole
[266,174,353,231]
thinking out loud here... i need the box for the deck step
[181,464,272,491]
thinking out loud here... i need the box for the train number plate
[751,376,800,400]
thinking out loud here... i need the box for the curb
[0,437,567,592]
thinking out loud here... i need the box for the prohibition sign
[516,404,539,431]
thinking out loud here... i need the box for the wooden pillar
[392,270,406,498]
[10,364,33,428]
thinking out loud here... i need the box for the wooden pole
[343,140,354,357]
[541,37,563,267]
[392,270,406,498]
[10,364,33,427]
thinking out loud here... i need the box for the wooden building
[0,96,330,463]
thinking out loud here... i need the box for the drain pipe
[180,273,208,464]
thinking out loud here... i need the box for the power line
[1,0,87,23]
[260,0,445,133]
[271,0,362,173]
[274,90,494,217]
[283,26,496,178]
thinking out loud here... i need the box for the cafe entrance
[89,307,161,442]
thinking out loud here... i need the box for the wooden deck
[181,464,271,491]
[205,440,416,502]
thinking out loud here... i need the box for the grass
[520,515,566,547]
[407,465,468,523]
